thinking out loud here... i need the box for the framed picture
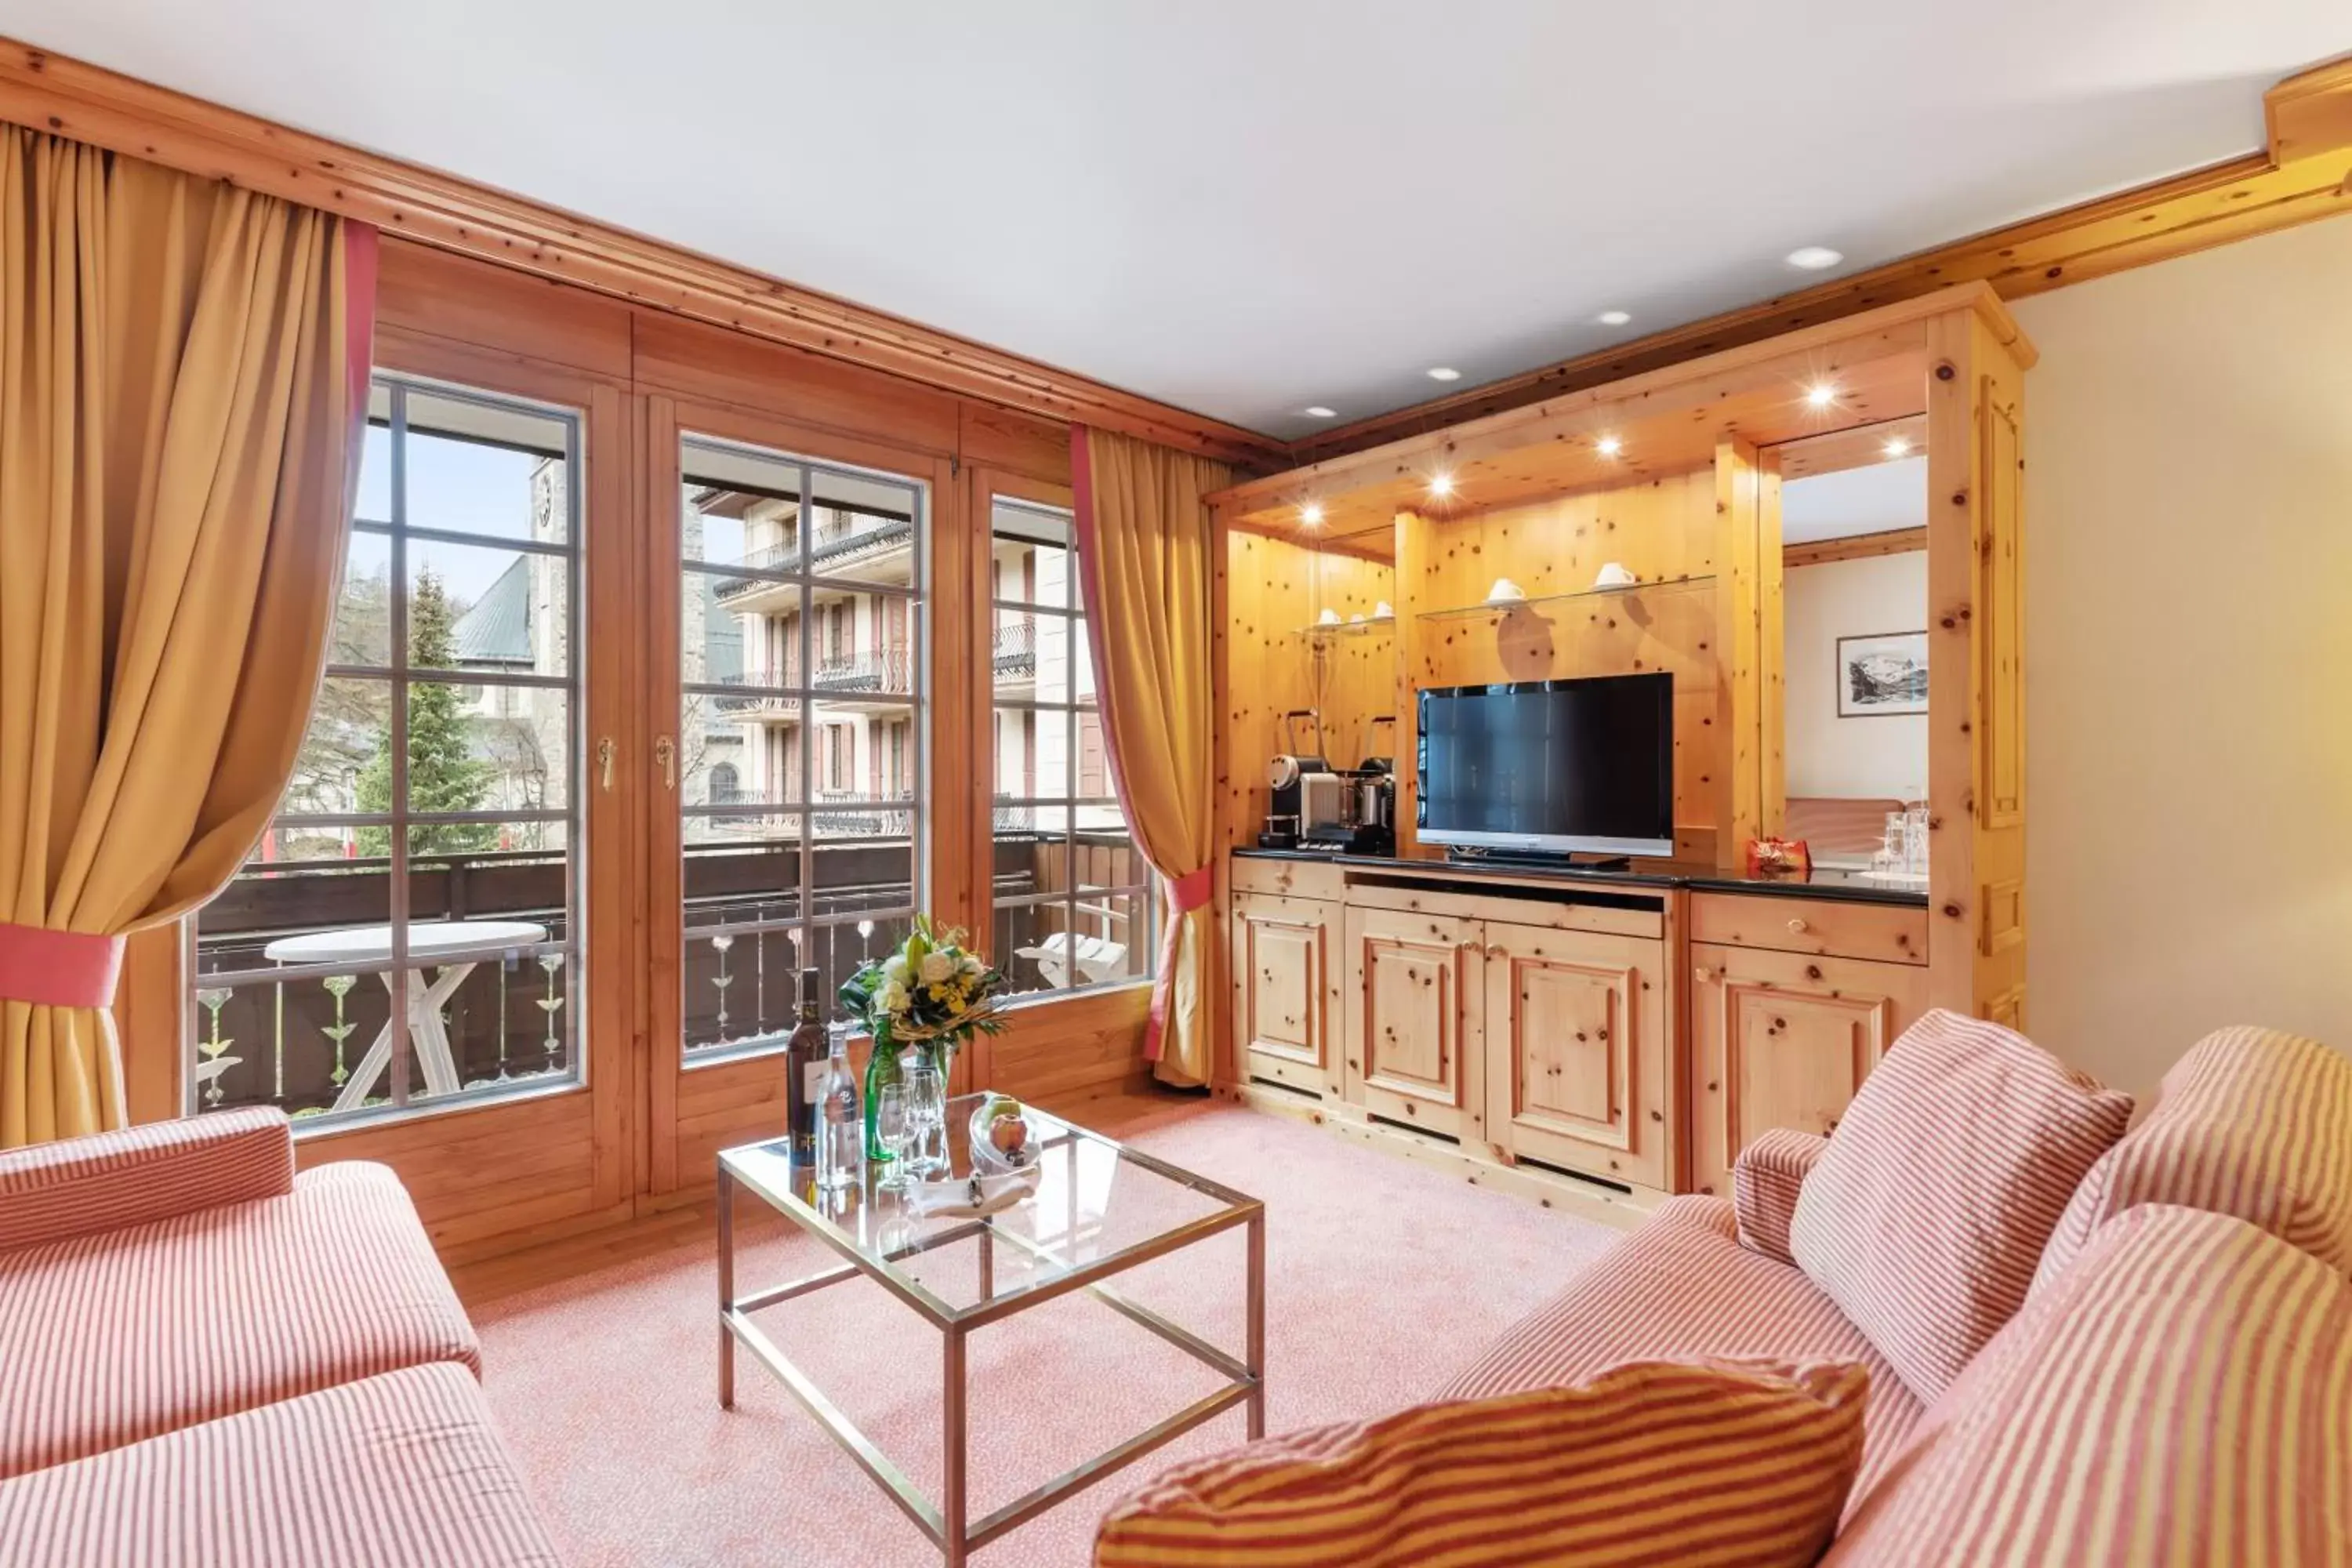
[1837,631,1929,717]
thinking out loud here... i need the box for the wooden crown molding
[0,38,1287,470]
[1289,54,2352,466]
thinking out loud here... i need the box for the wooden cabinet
[1343,906,1483,1140]
[1483,920,1674,1191]
[1689,942,1929,1196]
[1230,892,1341,1098]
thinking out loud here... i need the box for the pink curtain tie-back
[1169,865,1214,914]
[0,924,125,1009]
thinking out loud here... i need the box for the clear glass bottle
[818,1020,862,1192]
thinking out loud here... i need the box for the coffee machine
[1261,710,1337,850]
[1261,710,1397,856]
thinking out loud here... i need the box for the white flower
[882,953,910,984]
[958,953,983,976]
[876,979,910,1015]
[918,951,956,985]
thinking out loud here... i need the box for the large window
[188,376,585,1123]
[677,437,925,1057]
[988,498,1154,994]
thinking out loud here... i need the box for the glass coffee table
[717,1094,1265,1567]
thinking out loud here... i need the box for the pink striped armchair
[0,1110,560,1566]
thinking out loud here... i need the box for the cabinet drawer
[1229,855,1344,902]
[1689,892,1927,966]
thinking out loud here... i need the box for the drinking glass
[875,1083,914,1194]
[903,1058,949,1179]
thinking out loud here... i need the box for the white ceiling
[13,2,2344,439]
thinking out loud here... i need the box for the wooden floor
[445,1081,1200,1309]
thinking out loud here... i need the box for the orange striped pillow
[1094,1359,1869,1568]
[1788,1010,2132,1402]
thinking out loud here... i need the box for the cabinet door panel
[1484,921,1671,1190]
[1690,942,1929,1196]
[1231,892,1339,1098]
[1343,907,1481,1139]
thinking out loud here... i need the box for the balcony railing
[993,616,1036,677]
[711,673,802,715]
[812,648,913,695]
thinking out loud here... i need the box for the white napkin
[906,1164,1041,1218]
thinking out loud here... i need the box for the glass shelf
[1296,617,1397,640]
[1417,574,1716,622]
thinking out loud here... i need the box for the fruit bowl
[968,1094,1040,1174]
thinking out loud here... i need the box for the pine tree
[356,569,496,856]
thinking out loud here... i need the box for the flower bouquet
[838,917,1011,1161]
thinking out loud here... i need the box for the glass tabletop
[719,1093,1261,1327]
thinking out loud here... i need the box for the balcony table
[263,920,548,1112]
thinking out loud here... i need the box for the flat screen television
[1416,673,1675,858]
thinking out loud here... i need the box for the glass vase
[862,1029,904,1163]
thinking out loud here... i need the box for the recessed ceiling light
[1882,435,1912,459]
[1786,245,1844,270]
[1303,405,1338,419]
[1301,502,1326,525]
[1426,367,1462,383]
[1806,381,1838,409]
[1596,435,1623,457]
[1428,471,1456,498]
[1597,310,1632,327]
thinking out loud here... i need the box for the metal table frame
[717,1123,1265,1566]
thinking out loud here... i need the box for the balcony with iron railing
[811,647,913,701]
[992,616,1036,679]
[712,517,915,604]
[710,674,803,719]
[187,827,1152,1116]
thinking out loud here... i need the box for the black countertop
[1233,847,1929,908]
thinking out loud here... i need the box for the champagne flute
[875,1082,913,1194]
[903,1058,948,1178]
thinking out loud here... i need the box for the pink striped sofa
[1101,1014,2352,1563]
[0,1108,561,1566]
[1437,1014,2352,1562]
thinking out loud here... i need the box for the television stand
[1444,848,1634,873]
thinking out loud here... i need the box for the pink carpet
[474,1099,1621,1566]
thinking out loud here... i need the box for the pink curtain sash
[0,924,125,1009]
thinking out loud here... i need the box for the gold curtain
[0,125,373,1147]
[1072,427,1232,1088]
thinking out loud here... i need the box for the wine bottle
[782,967,827,1167]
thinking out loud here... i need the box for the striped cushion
[2033,1024,2352,1293]
[1828,1204,2352,1565]
[0,1108,293,1256]
[0,1363,561,1567]
[1097,1359,1870,1568]
[1732,1126,1828,1266]
[0,1160,479,1476]
[1441,1196,1924,1499]
[1788,1010,2132,1401]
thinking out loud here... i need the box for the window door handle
[597,737,615,792]
[655,735,676,790]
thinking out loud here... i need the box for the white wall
[2011,212,2352,1095]
[1784,552,1929,801]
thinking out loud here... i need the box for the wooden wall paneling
[987,985,1156,1109]
[631,311,962,458]
[1222,311,1940,541]
[1208,504,1237,1086]
[1712,440,1763,867]
[960,404,1072,487]
[1782,528,1929,569]
[1757,447,1786,838]
[376,239,633,380]
[0,39,1283,470]
[1403,475,1722,861]
[1923,310,2031,1022]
